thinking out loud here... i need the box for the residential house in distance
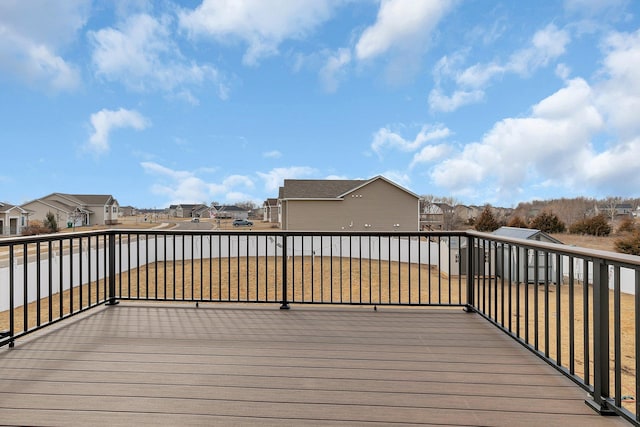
[192,205,210,219]
[262,198,278,223]
[454,204,479,225]
[212,205,248,220]
[594,202,633,218]
[278,175,420,231]
[169,204,208,218]
[21,194,119,227]
[420,202,454,230]
[119,205,137,217]
[249,206,263,220]
[613,203,633,217]
[0,202,29,236]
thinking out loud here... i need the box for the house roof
[214,205,246,212]
[263,198,278,207]
[280,179,367,199]
[279,176,419,200]
[66,194,116,205]
[493,226,563,244]
[24,193,117,208]
[23,198,81,214]
[0,202,27,214]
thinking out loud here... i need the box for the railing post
[280,234,290,309]
[585,258,614,415]
[464,235,475,313]
[5,246,15,347]
[105,232,119,306]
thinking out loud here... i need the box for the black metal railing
[108,230,466,308]
[1,228,639,424]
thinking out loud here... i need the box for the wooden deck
[0,303,631,426]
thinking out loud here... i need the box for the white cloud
[427,28,640,202]
[355,0,455,61]
[319,48,351,92]
[427,88,484,113]
[378,170,412,189]
[555,63,571,80]
[263,150,282,159]
[89,13,227,99]
[410,144,451,168]
[215,174,254,190]
[88,108,150,154]
[507,24,571,75]
[142,162,256,204]
[430,24,571,112]
[582,138,640,193]
[179,0,337,65]
[455,62,505,89]
[257,166,317,192]
[430,78,606,201]
[371,124,451,156]
[594,29,640,138]
[0,0,88,91]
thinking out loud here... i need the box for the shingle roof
[280,179,367,199]
[214,205,245,212]
[0,202,26,213]
[68,194,115,205]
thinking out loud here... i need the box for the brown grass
[550,233,619,252]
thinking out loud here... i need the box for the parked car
[191,217,199,223]
[233,219,253,227]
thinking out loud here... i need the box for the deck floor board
[0,304,630,426]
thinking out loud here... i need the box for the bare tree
[236,201,258,211]
[601,196,622,222]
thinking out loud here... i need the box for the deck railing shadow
[1,229,639,425]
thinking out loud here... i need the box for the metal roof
[492,226,563,244]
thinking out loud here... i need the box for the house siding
[20,201,71,227]
[282,178,419,231]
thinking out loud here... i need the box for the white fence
[1,235,441,311]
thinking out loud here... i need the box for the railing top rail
[467,229,640,267]
[0,230,105,245]
[2,227,639,268]
[103,228,469,237]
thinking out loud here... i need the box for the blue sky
[2,0,639,209]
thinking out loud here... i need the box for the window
[112,206,117,213]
